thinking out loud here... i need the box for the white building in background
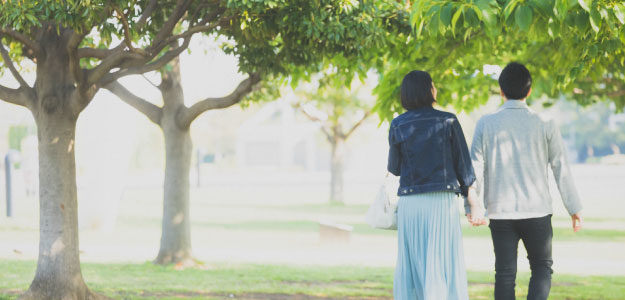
[236,98,323,171]
[608,113,625,131]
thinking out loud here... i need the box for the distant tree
[105,1,406,265]
[106,57,260,266]
[558,101,625,162]
[294,76,374,204]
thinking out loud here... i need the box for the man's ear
[526,87,532,98]
[500,89,505,98]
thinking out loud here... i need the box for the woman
[388,70,485,299]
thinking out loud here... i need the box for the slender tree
[105,57,260,265]
[294,78,374,204]
[104,1,408,265]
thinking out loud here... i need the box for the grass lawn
[141,217,625,242]
[1,259,624,300]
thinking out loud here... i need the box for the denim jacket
[387,107,476,200]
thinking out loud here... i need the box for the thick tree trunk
[21,30,103,300]
[22,114,96,300]
[329,137,345,204]
[154,57,194,265]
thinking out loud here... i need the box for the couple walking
[388,62,583,300]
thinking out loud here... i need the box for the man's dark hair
[401,70,435,110]
[498,62,532,99]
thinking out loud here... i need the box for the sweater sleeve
[547,120,583,215]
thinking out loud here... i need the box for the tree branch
[150,0,192,52]
[293,103,334,143]
[85,0,224,88]
[114,5,148,56]
[105,81,163,125]
[136,0,158,29]
[343,111,372,139]
[179,73,261,127]
[0,38,29,88]
[67,31,88,92]
[141,74,160,89]
[87,50,146,85]
[87,3,209,86]
[78,47,113,59]
[157,21,225,49]
[0,85,30,108]
[99,35,192,85]
[607,90,625,98]
[0,28,40,55]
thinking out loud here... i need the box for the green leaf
[515,5,533,31]
[451,6,463,35]
[547,18,559,38]
[554,0,569,20]
[589,6,601,32]
[577,0,591,12]
[464,9,479,27]
[477,1,497,27]
[440,4,452,27]
[600,8,609,20]
[615,4,625,25]
[503,0,519,20]
[574,11,589,31]
[428,13,440,37]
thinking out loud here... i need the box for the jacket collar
[501,100,529,109]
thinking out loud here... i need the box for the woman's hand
[467,186,487,226]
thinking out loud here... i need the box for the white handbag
[365,174,399,230]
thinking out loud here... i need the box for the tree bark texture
[19,29,104,300]
[153,57,194,265]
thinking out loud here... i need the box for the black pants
[489,215,554,300]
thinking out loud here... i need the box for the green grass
[459,224,625,241]
[1,259,624,300]
[117,216,625,242]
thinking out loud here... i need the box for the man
[470,62,583,300]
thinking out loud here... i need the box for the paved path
[2,226,624,276]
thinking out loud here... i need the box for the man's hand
[572,213,583,232]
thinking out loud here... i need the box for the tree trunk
[329,137,345,204]
[21,30,103,299]
[154,57,194,266]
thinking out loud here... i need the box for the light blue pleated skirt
[394,191,469,300]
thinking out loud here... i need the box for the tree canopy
[0,0,406,102]
[0,1,409,298]
[374,0,625,121]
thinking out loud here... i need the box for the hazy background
[1,35,624,277]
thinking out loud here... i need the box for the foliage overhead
[374,0,625,121]
[0,0,409,110]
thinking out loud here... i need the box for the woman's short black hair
[498,62,532,99]
[401,70,435,110]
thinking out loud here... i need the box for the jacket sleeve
[387,124,401,176]
[469,118,485,215]
[547,120,583,215]
[450,117,476,200]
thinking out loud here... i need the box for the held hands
[571,212,583,232]
[466,187,487,226]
